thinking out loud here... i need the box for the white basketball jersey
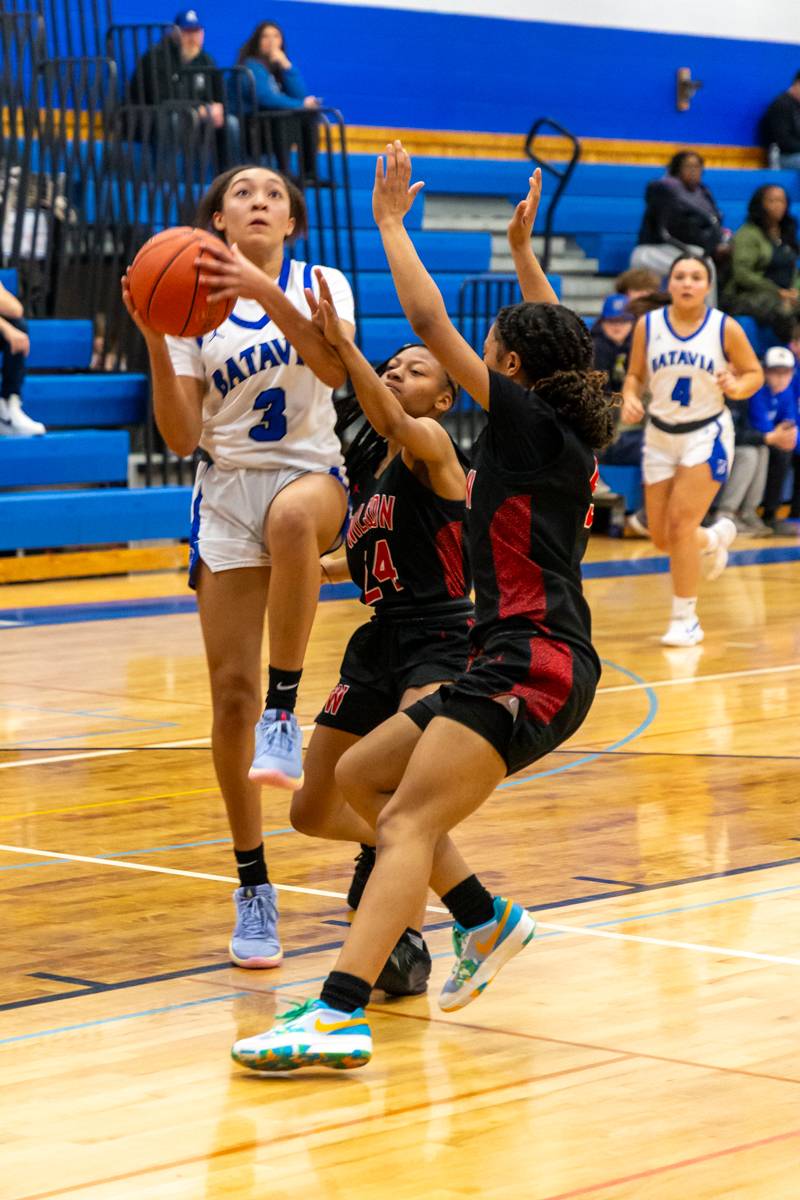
[645,306,728,425]
[166,258,354,472]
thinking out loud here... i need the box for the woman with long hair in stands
[122,164,352,971]
[231,143,616,1073]
[622,253,763,646]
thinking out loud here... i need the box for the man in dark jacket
[127,10,240,162]
[760,71,800,168]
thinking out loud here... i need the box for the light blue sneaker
[229,883,282,969]
[439,896,536,1012]
[248,708,304,790]
[232,998,372,1072]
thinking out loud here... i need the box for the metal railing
[524,117,581,274]
[454,273,523,444]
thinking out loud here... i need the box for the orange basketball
[128,227,236,337]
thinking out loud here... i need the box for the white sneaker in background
[701,516,736,581]
[661,618,705,647]
[0,395,46,437]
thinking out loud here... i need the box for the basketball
[128,227,236,337]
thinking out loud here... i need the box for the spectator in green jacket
[722,185,800,340]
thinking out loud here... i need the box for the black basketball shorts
[315,611,472,737]
[404,621,600,775]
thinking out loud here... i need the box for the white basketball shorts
[642,409,734,487]
[188,460,349,587]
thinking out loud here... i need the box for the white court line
[598,661,800,696]
[4,662,800,772]
[0,728,314,770]
[0,842,350,901]
[1,842,797,966]
[537,921,800,967]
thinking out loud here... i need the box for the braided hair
[493,303,616,448]
[335,344,460,485]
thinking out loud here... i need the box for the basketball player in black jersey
[231,147,615,1072]
[289,328,473,996]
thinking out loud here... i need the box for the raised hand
[305,269,353,348]
[508,168,543,251]
[372,140,425,227]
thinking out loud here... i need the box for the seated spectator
[614,266,661,303]
[716,347,798,535]
[750,346,800,533]
[631,151,728,285]
[760,71,800,169]
[236,21,320,177]
[722,185,800,342]
[0,279,45,437]
[128,11,240,164]
[592,294,633,396]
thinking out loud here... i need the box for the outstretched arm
[507,169,559,305]
[374,141,491,410]
[198,242,352,388]
[308,270,454,466]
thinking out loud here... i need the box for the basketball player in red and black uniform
[231,148,616,1073]
[289,327,473,996]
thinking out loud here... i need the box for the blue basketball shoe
[232,998,372,1072]
[439,896,536,1012]
[248,708,304,790]
[229,883,282,968]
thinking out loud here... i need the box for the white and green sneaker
[439,896,536,1012]
[231,998,372,1072]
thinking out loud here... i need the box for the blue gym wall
[96,0,800,145]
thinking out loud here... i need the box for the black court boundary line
[3,851,800,1015]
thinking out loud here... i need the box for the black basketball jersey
[466,370,599,659]
[345,451,471,615]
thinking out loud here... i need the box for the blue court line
[0,828,295,872]
[498,658,658,789]
[6,878,800,1048]
[2,543,799,630]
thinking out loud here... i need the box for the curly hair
[493,303,616,448]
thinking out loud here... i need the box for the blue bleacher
[0,431,129,488]
[26,320,94,371]
[0,486,192,551]
[23,374,148,428]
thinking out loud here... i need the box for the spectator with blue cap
[592,294,633,395]
[128,9,240,163]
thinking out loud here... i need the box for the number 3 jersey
[345,452,472,615]
[645,306,727,426]
[165,257,353,472]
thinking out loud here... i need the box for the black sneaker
[346,844,376,910]
[375,930,432,996]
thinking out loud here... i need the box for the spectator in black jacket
[631,151,727,287]
[760,72,800,169]
[128,10,240,162]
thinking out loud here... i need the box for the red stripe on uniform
[512,636,573,725]
[489,495,546,622]
[434,520,466,599]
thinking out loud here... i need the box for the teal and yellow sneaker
[439,896,536,1012]
[231,998,372,1072]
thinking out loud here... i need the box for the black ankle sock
[320,970,372,1013]
[266,665,303,713]
[234,844,268,888]
[441,874,495,930]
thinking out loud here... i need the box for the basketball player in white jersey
[121,165,354,968]
[622,254,763,646]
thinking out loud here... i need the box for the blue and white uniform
[642,305,734,486]
[166,257,354,584]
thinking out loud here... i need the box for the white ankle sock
[700,526,718,552]
[672,596,697,622]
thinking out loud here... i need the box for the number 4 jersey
[645,305,727,426]
[166,257,353,473]
[345,452,472,615]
